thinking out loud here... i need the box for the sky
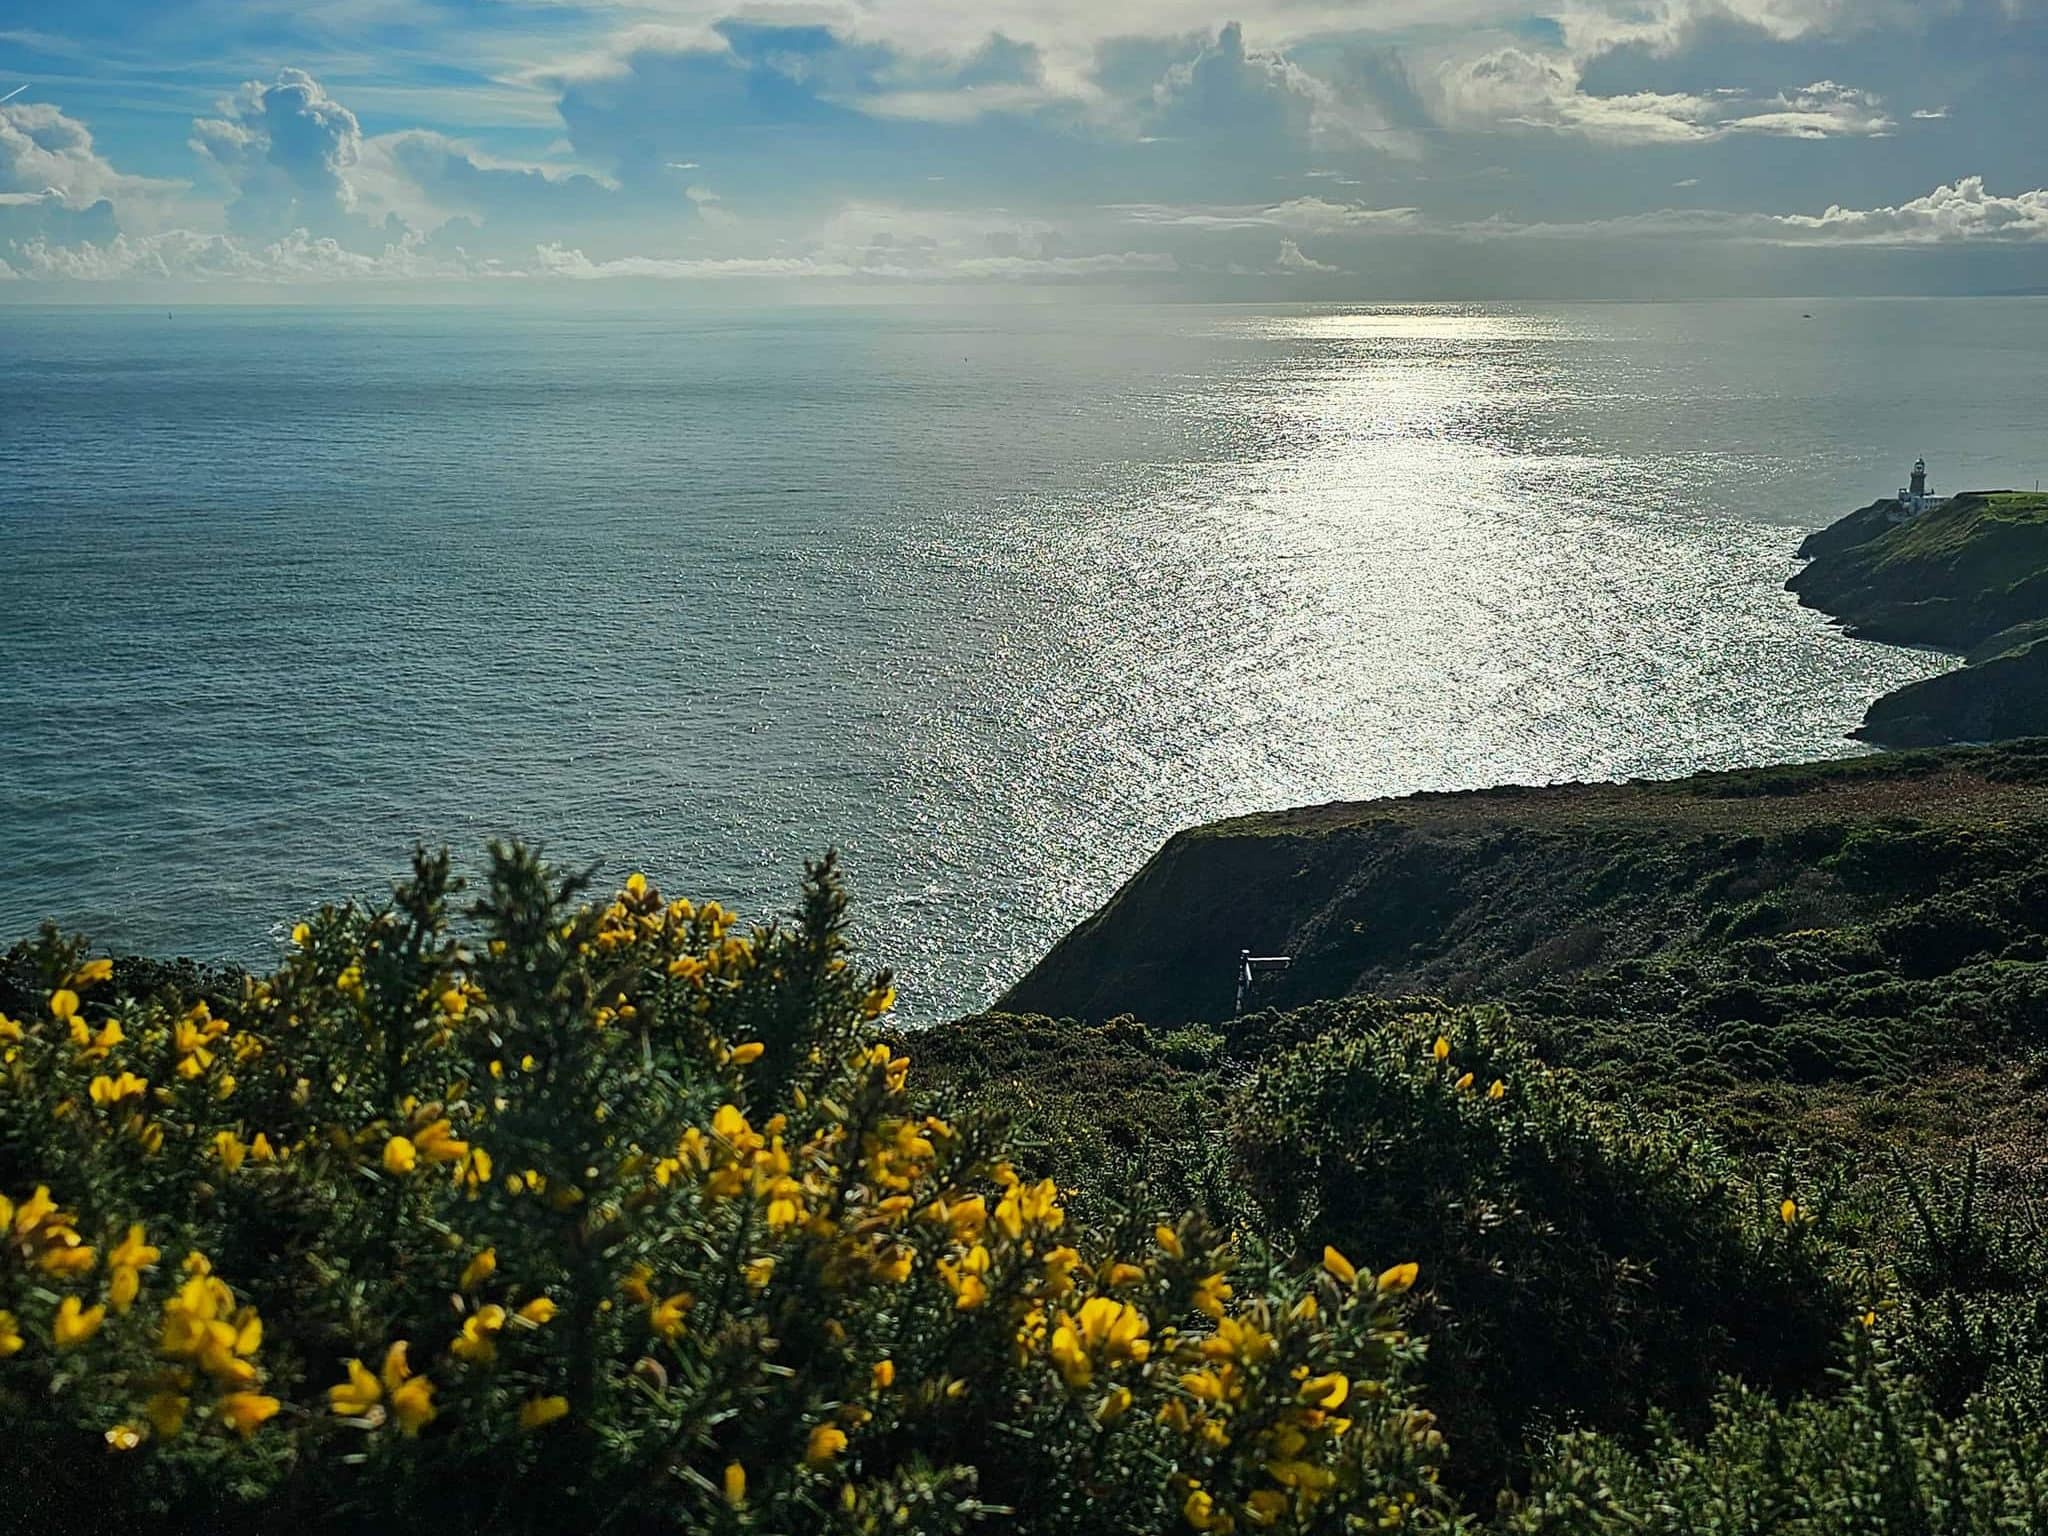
[2,0,2045,297]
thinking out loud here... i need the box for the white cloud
[1722,80,1892,138]
[1,100,180,216]
[1773,176,2048,244]
[1449,177,2048,245]
[3,225,500,282]
[1431,47,1893,143]
[532,239,1173,281]
[1273,238,1339,273]
[190,69,368,237]
[1118,197,1421,231]
[533,245,852,279]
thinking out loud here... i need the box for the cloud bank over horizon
[2,0,2044,296]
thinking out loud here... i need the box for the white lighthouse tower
[1897,457,1944,516]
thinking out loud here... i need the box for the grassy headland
[994,741,2048,1159]
[1790,490,2048,744]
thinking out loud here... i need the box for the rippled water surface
[4,298,2044,1017]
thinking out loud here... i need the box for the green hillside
[995,741,2048,1159]
[1791,491,2048,744]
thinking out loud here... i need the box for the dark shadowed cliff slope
[1000,742,2048,1030]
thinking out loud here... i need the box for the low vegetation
[11,768,2048,1529]
[0,850,1449,1535]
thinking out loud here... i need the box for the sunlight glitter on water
[6,299,2034,1018]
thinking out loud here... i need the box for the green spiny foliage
[1506,1339,2048,1536]
[1224,1003,1848,1493]
[0,849,1454,1536]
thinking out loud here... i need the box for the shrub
[1506,1339,2048,1535]
[1227,1003,1846,1492]
[0,848,1454,1535]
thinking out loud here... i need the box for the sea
[3,297,2045,1021]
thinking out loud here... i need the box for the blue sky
[2,0,2045,294]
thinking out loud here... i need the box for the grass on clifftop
[1872,491,2048,569]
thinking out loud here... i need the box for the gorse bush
[0,848,1453,1536]
[1226,1003,1846,1493]
[1508,1338,2048,1536]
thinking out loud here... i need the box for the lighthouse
[1897,457,1943,516]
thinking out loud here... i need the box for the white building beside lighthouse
[1897,457,1946,516]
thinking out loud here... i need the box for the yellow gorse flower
[329,1358,383,1418]
[108,1223,158,1315]
[460,1247,496,1292]
[805,1424,848,1464]
[519,1396,569,1432]
[53,1296,105,1350]
[88,1072,148,1107]
[994,1178,1063,1240]
[218,1393,280,1437]
[1049,1297,1152,1388]
[451,1304,507,1364]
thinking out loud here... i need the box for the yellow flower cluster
[0,862,1449,1532]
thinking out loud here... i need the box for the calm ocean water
[3,298,2044,1018]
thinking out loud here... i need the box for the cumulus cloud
[1,99,180,249]
[1555,0,1912,58]
[1773,176,2048,244]
[190,69,368,237]
[368,131,632,247]
[1449,177,2048,245]
[1723,80,1892,138]
[1273,238,1340,272]
[1149,22,1320,141]
[1118,197,1421,231]
[2,225,500,283]
[1431,47,1894,143]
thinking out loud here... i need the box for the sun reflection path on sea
[0,300,1991,1023]
[838,305,1952,1013]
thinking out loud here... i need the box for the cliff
[992,742,2048,1156]
[1789,490,2048,742]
